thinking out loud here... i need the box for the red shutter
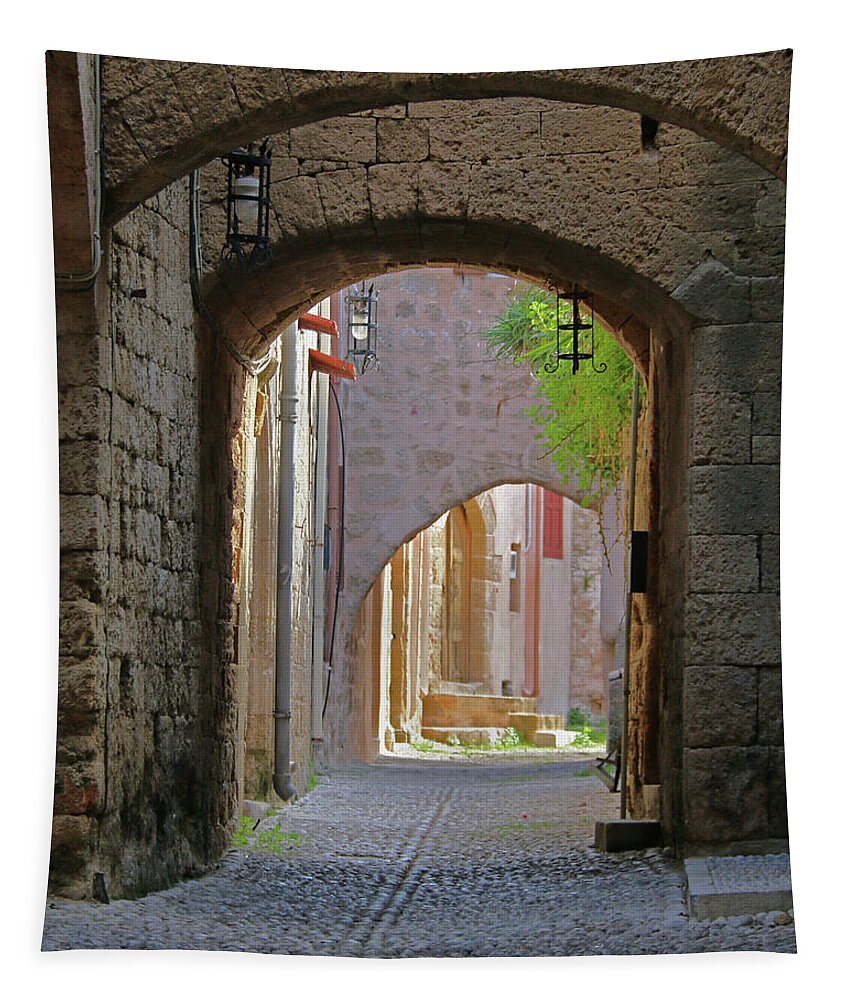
[542,490,563,559]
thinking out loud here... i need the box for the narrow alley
[42,752,795,957]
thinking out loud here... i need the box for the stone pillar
[683,316,784,851]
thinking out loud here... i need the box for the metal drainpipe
[620,365,641,820]
[311,309,331,741]
[273,322,299,801]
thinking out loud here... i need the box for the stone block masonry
[52,179,229,899]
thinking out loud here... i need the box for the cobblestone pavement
[42,752,796,957]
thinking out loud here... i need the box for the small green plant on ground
[494,726,525,750]
[574,768,592,777]
[232,816,256,846]
[572,722,607,749]
[307,760,321,791]
[566,707,606,748]
[232,817,305,853]
[497,820,560,834]
[411,738,446,753]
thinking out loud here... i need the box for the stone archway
[49,55,787,896]
[99,51,791,221]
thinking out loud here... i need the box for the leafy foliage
[484,285,640,501]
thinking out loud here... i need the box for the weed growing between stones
[232,817,305,853]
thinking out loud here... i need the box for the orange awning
[298,313,339,338]
[308,349,356,381]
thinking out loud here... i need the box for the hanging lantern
[346,282,379,374]
[544,288,607,375]
[222,139,274,269]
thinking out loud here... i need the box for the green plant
[411,738,445,754]
[307,760,320,792]
[483,284,641,504]
[232,817,305,853]
[255,824,304,853]
[572,720,607,749]
[232,815,256,847]
[567,707,590,729]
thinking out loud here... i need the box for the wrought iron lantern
[346,282,379,374]
[222,139,274,269]
[544,288,606,375]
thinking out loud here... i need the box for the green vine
[484,284,640,504]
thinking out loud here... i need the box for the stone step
[421,726,504,747]
[422,692,537,729]
[684,854,793,919]
[507,712,565,738]
[532,730,577,748]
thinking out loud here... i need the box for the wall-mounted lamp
[544,289,606,375]
[222,139,274,270]
[346,282,379,374]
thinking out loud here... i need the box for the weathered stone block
[690,393,751,465]
[418,162,472,219]
[683,746,774,842]
[60,494,108,551]
[760,534,780,592]
[290,117,377,162]
[685,593,780,665]
[54,758,104,814]
[366,163,418,225]
[683,665,757,747]
[316,168,371,235]
[752,435,781,464]
[672,258,752,324]
[689,534,759,592]
[377,118,429,162]
[692,324,782,395]
[660,139,765,188]
[752,393,781,436]
[60,550,108,603]
[271,175,325,240]
[428,112,540,161]
[49,814,95,892]
[594,819,662,852]
[751,276,785,321]
[541,104,637,154]
[689,465,779,535]
[57,655,106,733]
[58,385,111,442]
[57,331,112,389]
[59,440,112,495]
[758,667,785,745]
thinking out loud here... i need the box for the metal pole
[620,365,641,820]
[273,323,298,802]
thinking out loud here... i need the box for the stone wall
[99,52,791,220]
[54,178,224,898]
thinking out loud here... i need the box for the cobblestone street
[42,752,795,957]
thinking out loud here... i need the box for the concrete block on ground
[684,853,792,919]
[533,730,576,748]
[594,819,662,852]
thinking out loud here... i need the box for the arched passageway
[49,53,786,900]
[353,478,616,758]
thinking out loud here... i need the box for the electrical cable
[322,379,346,719]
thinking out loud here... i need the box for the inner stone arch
[348,475,618,758]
